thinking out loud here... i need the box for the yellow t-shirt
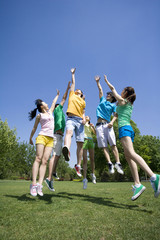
[67,91,86,118]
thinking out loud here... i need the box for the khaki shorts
[36,135,54,147]
[96,123,116,148]
[51,134,63,157]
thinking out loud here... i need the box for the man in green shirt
[45,82,70,191]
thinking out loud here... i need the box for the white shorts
[96,122,116,148]
[51,134,63,157]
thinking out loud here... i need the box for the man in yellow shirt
[62,68,86,177]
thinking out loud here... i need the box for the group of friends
[29,68,160,201]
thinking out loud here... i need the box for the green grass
[0,180,160,240]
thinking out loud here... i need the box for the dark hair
[55,103,59,110]
[28,99,43,121]
[123,87,136,104]
[107,91,116,103]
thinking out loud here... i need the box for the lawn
[0,180,160,240]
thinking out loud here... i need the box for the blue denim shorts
[119,125,135,142]
[66,116,84,142]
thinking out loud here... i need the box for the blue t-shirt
[96,96,116,122]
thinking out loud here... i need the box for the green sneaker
[131,184,146,201]
[150,174,160,198]
[45,178,55,192]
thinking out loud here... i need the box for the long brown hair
[123,87,136,104]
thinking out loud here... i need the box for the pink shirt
[38,112,54,138]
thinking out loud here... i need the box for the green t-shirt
[54,104,65,133]
[116,102,133,129]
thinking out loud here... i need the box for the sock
[135,184,141,188]
[150,174,156,181]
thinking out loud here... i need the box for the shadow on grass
[4,193,153,214]
[57,192,153,214]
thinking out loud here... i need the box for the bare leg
[126,157,140,185]
[83,149,88,179]
[77,141,83,166]
[111,145,120,163]
[64,129,73,150]
[32,144,44,185]
[48,155,55,181]
[103,147,112,163]
[89,148,95,173]
[38,146,53,185]
[52,155,60,173]
[121,137,154,178]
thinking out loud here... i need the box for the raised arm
[29,115,40,145]
[49,89,60,113]
[70,68,76,92]
[95,75,103,99]
[60,81,71,106]
[104,75,125,105]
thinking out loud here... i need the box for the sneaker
[83,178,88,189]
[30,184,37,197]
[131,184,146,201]
[150,174,160,198]
[45,178,55,192]
[53,172,59,180]
[108,163,115,174]
[115,163,124,175]
[91,173,96,184]
[37,183,44,196]
[74,164,82,177]
[62,146,70,161]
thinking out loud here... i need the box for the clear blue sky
[0,0,160,168]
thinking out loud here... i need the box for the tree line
[0,117,160,181]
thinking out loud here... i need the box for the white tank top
[38,112,54,138]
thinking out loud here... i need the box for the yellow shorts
[36,135,54,147]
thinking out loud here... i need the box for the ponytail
[124,87,136,104]
[28,108,38,121]
[28,99,43,121]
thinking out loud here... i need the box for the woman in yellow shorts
[29,90,59,197]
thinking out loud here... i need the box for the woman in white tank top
[29,90,60,197]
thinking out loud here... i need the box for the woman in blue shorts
[104,74,160,201]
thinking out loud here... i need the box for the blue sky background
[0,0,160,168]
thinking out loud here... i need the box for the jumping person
[45,82,71,191]
[104,74,160,200]
[62,68,86,177]
[83,116,96,189]
[29,90,60,197]
[95,76,124,175]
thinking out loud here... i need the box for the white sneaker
[108,163,115,174]
[115,163,124,175]
[91,173,96,184]
[30,184,37,197]
[37,183,44,196]
[83,178,88,189]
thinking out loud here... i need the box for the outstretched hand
[56,89,60,96]
[95,75,100,82]
[104,75,108,83]
[71,68,76,74]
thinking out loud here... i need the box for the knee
[77,142,83,150]
[35,155,42,163]
[41,157,49,165]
